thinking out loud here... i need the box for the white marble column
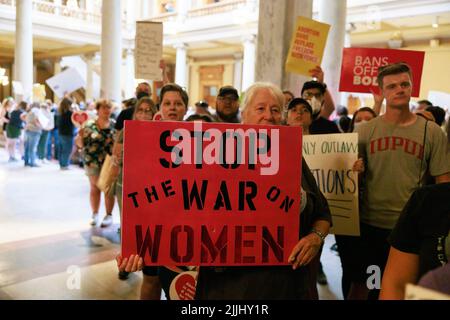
[126,0,135,30]
[85,53,95,101]
[53,0,62,15]
[340,25,353,106]
[242,35,256,91]
[233,52,243,93]
[85,0,94,12]
[318,0,347,105]
[177,0,191,23]
[255,0,313,95]
[140,0,150,19]
[100,0,122,102]
[174,43,188,88]
[255,0,285,87]
[124,49,135,99]
[14,0,33,102]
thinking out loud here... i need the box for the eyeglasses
[302,92,323,99]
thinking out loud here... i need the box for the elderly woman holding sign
[193,82,332,300]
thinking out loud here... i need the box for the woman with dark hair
[348,107,377,133]
[185,114,213,122]
[76,100,116,228]
[6,101,26,162]
[110,97,157,281]
[57,97,76,170]
[286,98,313,135]
[158,83,189,121]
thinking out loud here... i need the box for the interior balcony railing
[0,0,127,28]
[147,11,177,23]
[187,0,248,18]
[149,0,252,22]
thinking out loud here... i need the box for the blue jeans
[37,130,50,159]
[24,130,42,166]
[47,128,59,160]
[58,134,74,168]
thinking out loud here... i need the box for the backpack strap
[418,120,429,187]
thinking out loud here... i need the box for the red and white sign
[71,111,89,128]
[169,271,198,300]
[339,48,425,97]
[121,121,302,266]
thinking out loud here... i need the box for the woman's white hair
[241,82,285,114]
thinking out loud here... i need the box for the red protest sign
[339,48,425,97]
[121,121,302,266]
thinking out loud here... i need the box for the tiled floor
[0,145,343,300]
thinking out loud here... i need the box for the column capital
[233,52,244,60]
[242,34,256,44]
[84,52,96,60]
[173,42,188,50]
[122,48,134,57]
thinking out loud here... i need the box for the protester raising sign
[121,121,302,266]
[339,47,425,97]
[135,21,163,81]
[285,16,330,76]
[302,133,359,236]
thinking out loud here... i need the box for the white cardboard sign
[135,21,163,81]
[302,133,360,236]
[46,68,85,99]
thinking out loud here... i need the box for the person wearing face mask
[301,81,340,135]
[300,79,340,286]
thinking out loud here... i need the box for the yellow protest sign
[32,83,46,102]
[285,16,330,76]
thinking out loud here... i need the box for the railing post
[54,0,62,15]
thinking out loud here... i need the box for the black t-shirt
[115,107,135,131]
[310,116,340,134]
[9,109,24,129]
[389,182,450,278]
[195,159,332,300]
[3,111,9,130]
[58,111,75,136]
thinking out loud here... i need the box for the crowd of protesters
[1,60,449,300]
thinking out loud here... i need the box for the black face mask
[136,91,150,100]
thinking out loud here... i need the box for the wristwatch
[310,229,326,244]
